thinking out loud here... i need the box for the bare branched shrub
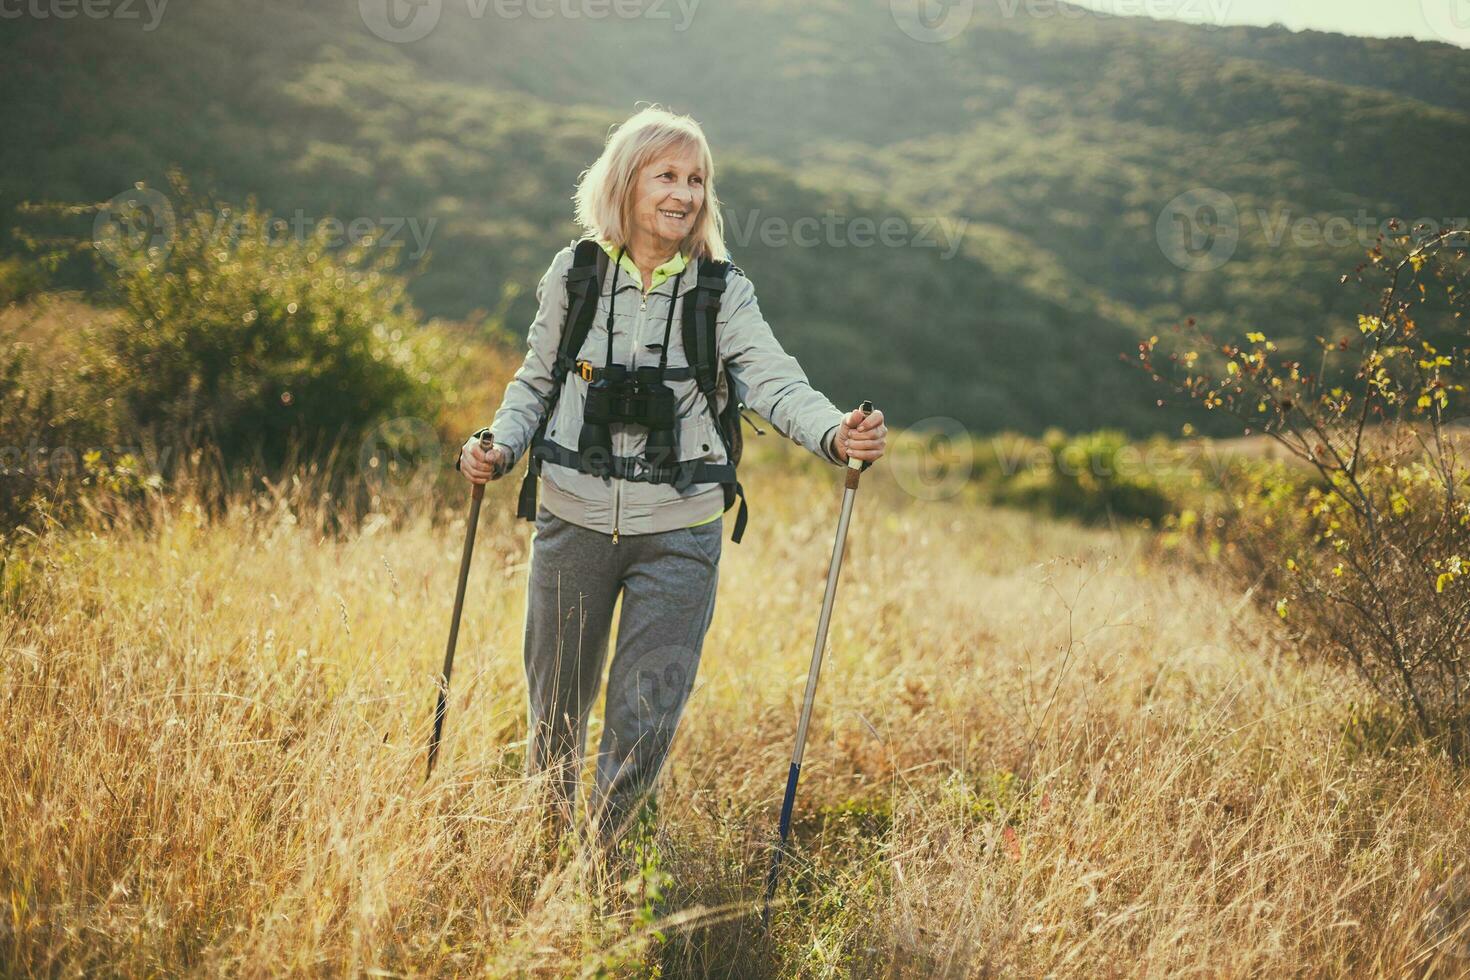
[1139,225,1470,745]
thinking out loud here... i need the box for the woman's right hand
[459,436,507,485]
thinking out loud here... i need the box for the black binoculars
[578,364,680,474]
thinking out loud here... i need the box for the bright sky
[1065,0,1470,48]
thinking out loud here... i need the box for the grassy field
[5,443,1470,977]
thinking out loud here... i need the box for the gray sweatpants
[523,502,722,843]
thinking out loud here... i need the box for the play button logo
[359,0,442,43]
[1157,188,1240,273]
[1421,0,1470,46]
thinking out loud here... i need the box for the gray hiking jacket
[488,242,846,538]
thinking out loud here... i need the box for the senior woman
[458,106,886,847]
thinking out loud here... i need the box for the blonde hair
[572,105,728,262]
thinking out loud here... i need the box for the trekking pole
[762,400,874,927]
[426,430,495,781]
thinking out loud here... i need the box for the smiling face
[627,141,706,261]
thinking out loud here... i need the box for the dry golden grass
[0,293,116,360]
[5,442,1470,977]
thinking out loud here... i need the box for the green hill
[3,0,1466,436]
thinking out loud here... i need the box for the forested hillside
[4,0,1465,434]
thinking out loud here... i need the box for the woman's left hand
[835,406,886,465]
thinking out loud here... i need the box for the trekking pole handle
[845,400,874,480]
[472,429,495,501]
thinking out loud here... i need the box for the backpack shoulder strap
[516,239,609,522]
[680,255,734,400]
[556,238,609,374]
[680,256,749,542]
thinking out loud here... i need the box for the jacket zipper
[608,283,643,543]
[613,285,651,543]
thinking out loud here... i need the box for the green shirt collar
[597,238,688,293]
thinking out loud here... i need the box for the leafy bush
[1141,226,1470,747]
[3,176,451,533]
[982,428,1176,525]
[91,177,442,478]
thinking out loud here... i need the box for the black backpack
[515,238,754,541]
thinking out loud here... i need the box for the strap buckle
[577,360,595,382]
